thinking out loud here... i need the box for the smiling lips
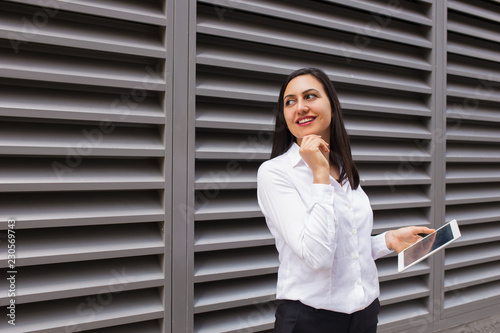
[296,116,316,126]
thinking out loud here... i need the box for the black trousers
[274,298,380,333]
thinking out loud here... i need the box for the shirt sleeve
[257,162,337,270]
[371,232,394,260]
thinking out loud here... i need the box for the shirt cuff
[372,232,394,260]
[310,184,334,204]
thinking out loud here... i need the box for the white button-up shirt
[257,143,392,314]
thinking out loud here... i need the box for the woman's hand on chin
[298,135,330,184]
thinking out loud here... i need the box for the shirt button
[353,254,359,260]
[347,204,352,210]
[356,279,362,285]
[351,229,357,235]
[327,191,333,196]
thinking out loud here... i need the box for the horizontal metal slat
[447,55,500,83]
[351,139,431,163]
[445,242,500,270]
[0,47,165,90]
[380,277,430,306]
[345,113,432,139]
[194,246,279,283]
[378,299,429,327]
[447,163,500,184]
[195,190,261,221]
[197,7,431,70]
[195,161,260,190]
[0,158,163,192]
[196,100,274,132]
[445,202,500,225]
[193,302,276,333]
[364,186,431,210]
[448,11,500,44]
[196,70,279,103]
[447,32,500,63]
[76,320,161,333]
[0,83,165,124]
[194,274,276,313]
[444,280,500,311]
[7,0,167,26]
[0,288,163,333]
[195,131,271,161]
[447,121,500,143]
[448,0,500,24]
[446,142,500,162]
[447,79,500,103]
[340,87,432,117]
[377,256,430,283]
[359,163,431,187]
[447,99,500,123]
[0,256,163,306]
[199,0,432,48]
[452,223,500,247]
[197,39,432,94]
[0,2,166,57]
[0,121,164,157]
[0,191,163,230]
[0,223,164,266]
[373,208,431,233]
[195,218,273,252]
[446,183,500,205]
[321,0,432,26]
[445,261,500,292]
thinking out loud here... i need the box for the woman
[257,67,434,333]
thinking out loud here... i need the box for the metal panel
[440,0,500,330]
[194,0,436,332]
[0,1,168,332]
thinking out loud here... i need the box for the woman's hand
[298,135,330,184]
[385,226,435,253]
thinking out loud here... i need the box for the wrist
[385,230,394,251]
[312,168,330,184]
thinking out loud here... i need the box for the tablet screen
[403,222,454,267]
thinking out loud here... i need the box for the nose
[296,98,309,114]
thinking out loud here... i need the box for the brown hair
[271,67,359,189]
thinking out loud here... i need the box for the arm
[257,162,337,270]
[371,232,394,260]
[371,227,435,260]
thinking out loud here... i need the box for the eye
[284,99,295,107]
[305,93,317,100]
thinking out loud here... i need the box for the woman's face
[283,74,332,146]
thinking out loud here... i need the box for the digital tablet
[398,219,461,272]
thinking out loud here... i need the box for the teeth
[298,117,314,124]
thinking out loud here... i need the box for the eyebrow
[284,88,320,100]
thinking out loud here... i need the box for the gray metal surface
[0,0,499,332]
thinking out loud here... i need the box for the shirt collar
[285,142,305,168]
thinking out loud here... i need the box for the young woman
[257,68,434,333]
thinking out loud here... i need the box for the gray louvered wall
[0,0,499,332]
[439,0,500,330]
[0,0,169,332]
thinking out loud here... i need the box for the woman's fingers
[300,135,329,152]
[299,135,330,173]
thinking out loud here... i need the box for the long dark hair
[271,67,360,189]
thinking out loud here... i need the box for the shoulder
[257,154,292,184]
